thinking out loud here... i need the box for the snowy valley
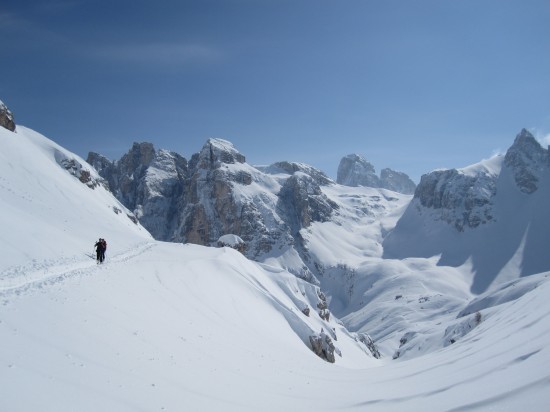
[1,103,550,411]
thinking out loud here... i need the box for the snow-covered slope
[0,125,151,272]
[383,129,550,294]
[2,123,550,410]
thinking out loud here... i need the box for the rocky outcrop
[337,154,416,194]
[277,173,338,235]
[0,100,16,132]
[380,168,416,194]
[87,142,187,240]
[504,129,548,194]
[55,149,106,190]
[309,330,337,363]
[217,234,246,254]
[357,332,381,359]
[414,167,497,231]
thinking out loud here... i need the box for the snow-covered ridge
[0,125,149,270]
[384,128,550,294]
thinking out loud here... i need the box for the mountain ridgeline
[384,129,550,293]
[88,129,550,296]
[88,140,334,281]
[336,154,416,194]
[4,97,550,365]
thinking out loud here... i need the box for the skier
[100,238,107,262]
[94,238,107,263]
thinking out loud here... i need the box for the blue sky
[1,0,549,182]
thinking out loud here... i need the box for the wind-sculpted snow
[2,240,550,410]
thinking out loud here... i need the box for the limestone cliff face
[337,154,380,188]
[277,172,338,234]
[413,167,497,231]
[89,138,339,282]
[408,129,549,232]
[87,142,187,240]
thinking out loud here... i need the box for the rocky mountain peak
[504,129,548,194]
[0,99,16,132]
[121,142,156,171]
[337,154,416,194]
[337,154,379,187]
[196,138,245,169]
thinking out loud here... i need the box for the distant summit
[337,154,416,194]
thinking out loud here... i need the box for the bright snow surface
[1,125,550,411]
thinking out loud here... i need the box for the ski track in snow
[0,242,156,300]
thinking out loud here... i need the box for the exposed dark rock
[414,166,497,231]
[217,234,246,254]
[87,142,187,240]
[309,331,336,363]
[56,150,105,190]
[277,173,338,234]
[0,100,16,132]
[357,332,381,359]
[504,129,548,194]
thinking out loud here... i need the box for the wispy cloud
[94,42,224,68]
[531,127,550,148]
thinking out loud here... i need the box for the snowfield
[1,125,550,411]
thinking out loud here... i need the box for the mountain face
[383,129,550,293]
[337,154,380,187]
[337,154,416,194]
[88,143,187,240]
[86,128,550,357]
[88,139,344,282]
